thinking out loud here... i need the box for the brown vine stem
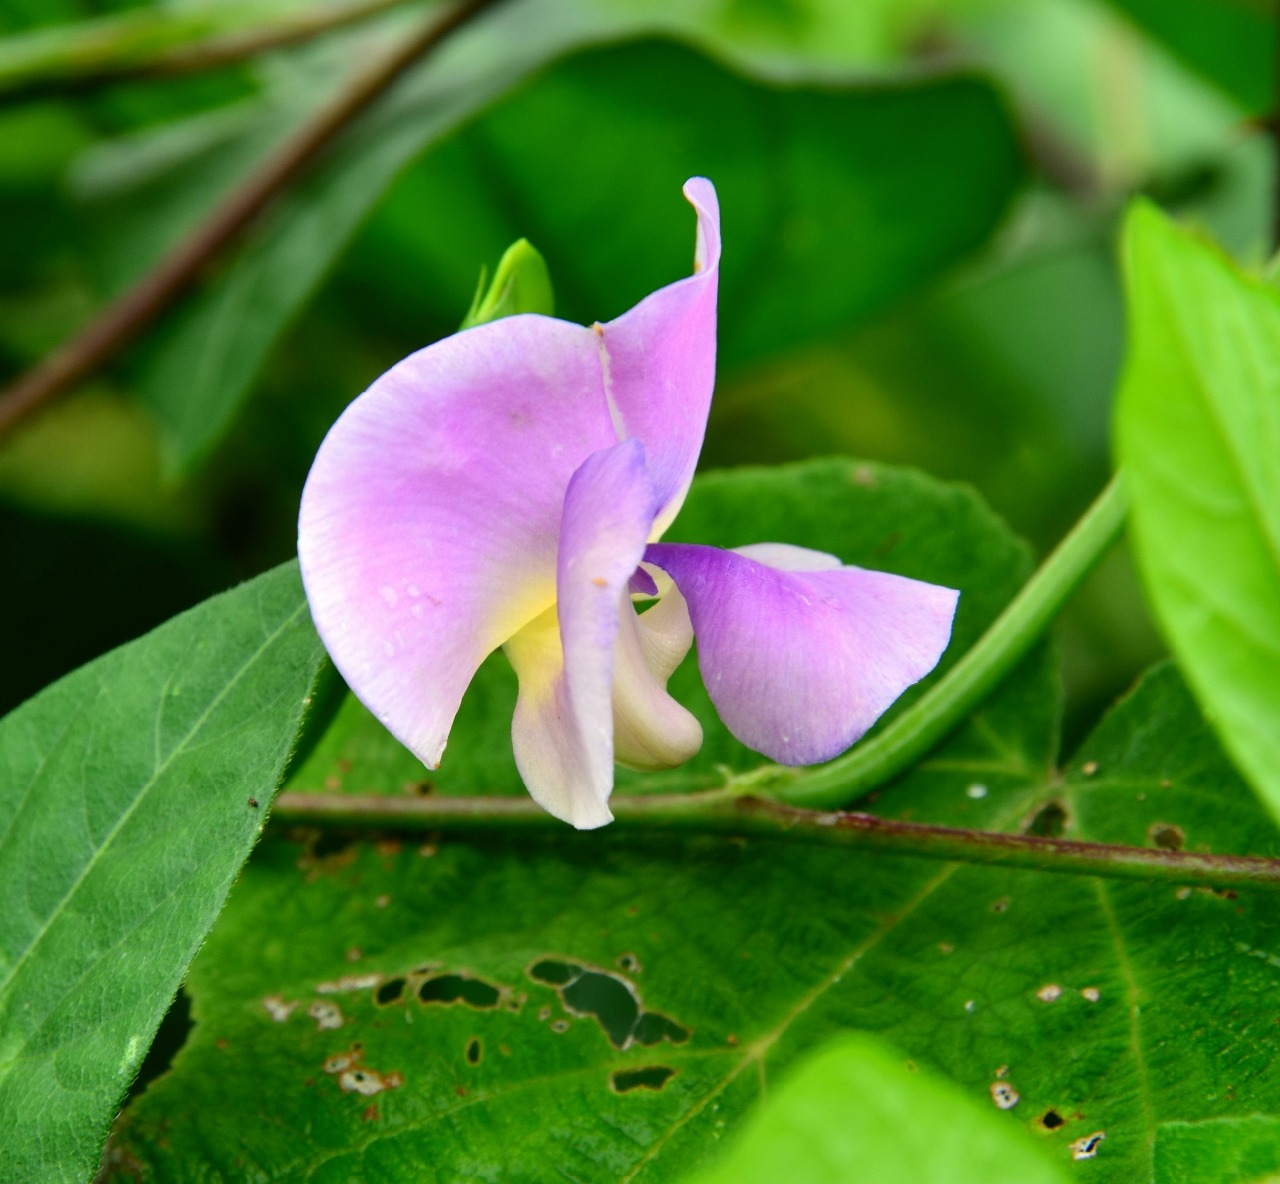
[0,0,505,443]
[271,790,1280,892]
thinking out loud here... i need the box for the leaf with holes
[0,563,326,1184]
[1115,201,1280,825]
[682,1032,1068,1184]
[105,459,1067,1178]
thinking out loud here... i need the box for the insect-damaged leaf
[681,1033,1068,1184]
[0,563,326,1183]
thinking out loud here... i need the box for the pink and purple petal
[505,440,658,828]
[643,542,959,766]
[595,178,721,534]
[298,315,617,769]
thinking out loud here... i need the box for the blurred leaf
[1115,202,1280,825]
[1104,0,1272,113]
[681,1033,1067,1184]
[459,237,554,328]
[0,563,326,1184]
[78,8,1020,472]
[0,0,405,95]
[287,458,1039,797]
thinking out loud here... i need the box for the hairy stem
[0,0,505,443]
[271,790,1280,891]
[776,473,1129,809]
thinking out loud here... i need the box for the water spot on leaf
[465,1038,482,1065]
[527,957,690,1049]
[374,978,406,1007]
[417,974,501,1009]
[1070,1131,1105,1160]
[611,1066,677,1093]
[990,1081,1019,1110]
[1149,822,1186,850]
[1040,1109,1066,1130]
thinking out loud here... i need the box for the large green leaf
[108,476,1280,1180]
[682,1033,1067,1184]
[0,562,326,1184]
[105,459,1065,1178]
[77,7,1020,470]
[1115,202,1280,824]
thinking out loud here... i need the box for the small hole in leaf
[417,975,500,1009]
[1149,822,1185,851]
[611,1066,676,1093]
[633,1011,690,1047]
[529,960,581,987]
[374,978,406,1007]
[1026,801,1068,838]
[465,1038,482,1065]
[127,986,194,1102]
[561,972,639,1048]
[1041,1109,1066,1130]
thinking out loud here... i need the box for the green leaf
[1155,1116,1280,1184]
[681,1033,1068,1184]
[114,653,1280,1183]
[1114,201,1280,824]
[0,562,326,1184]
[81,20,1020,470]
[1103,0,1272,113]
[459,238,554,329]
[109,459,1069,1178]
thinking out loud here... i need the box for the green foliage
[1115,202,1280,824]
[80,34,1019,470]
[682,1033,1068,1184]
[0,563,326,1184]
[107,505,1280,1183]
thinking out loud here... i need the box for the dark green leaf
[80,20,1019,470]
[682,1033,1068,1184]
[1104,0,1272,113]
[0,562,326,1183]
[1115,201,1280,824]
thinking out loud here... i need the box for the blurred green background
[1,0,1271,747]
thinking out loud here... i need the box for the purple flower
[298,179,957,829]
